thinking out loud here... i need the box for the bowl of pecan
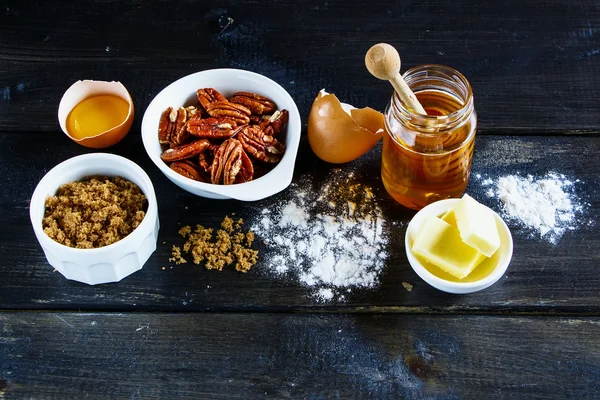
[141,69,301,201]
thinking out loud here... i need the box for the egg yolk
[66,94,129,139]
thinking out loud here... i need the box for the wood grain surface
[2,0,600,398]
[1,312,599,399]
[1,0,600,134]
[0,133,598,312]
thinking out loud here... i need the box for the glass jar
[381,64,477,210]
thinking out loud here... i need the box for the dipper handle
[365,43,427,115]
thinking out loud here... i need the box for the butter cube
[441,209,457,227]
[453,194,500,257]
[412,216,486,279]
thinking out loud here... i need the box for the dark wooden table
[2,1,600,398]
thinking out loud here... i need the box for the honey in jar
[381,65,477,210]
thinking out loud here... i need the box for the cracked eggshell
[307,90,384,164]
[58,80,134,148]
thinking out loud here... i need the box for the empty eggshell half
[307,90,384,164]
[58,80,134,148]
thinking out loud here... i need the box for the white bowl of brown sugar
[29,153,159,285]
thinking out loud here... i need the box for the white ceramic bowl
[141,68,301,201]
[405,198,513,294]
[30,153,159,285]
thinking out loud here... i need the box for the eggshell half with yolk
[58,80,134,148]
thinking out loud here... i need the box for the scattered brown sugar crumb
[232,232,245,244]
[246,231,254,247]
[234,218,243,230]
[173,215,258,273]
[42,176,147,249]
[178,225,192,237]
[169,245,187,264]
[233,244,258,272]
[221,216,234,233]
[402,282,414,292]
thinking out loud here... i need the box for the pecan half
[198,150,213,174]
[229,92,276,115]
[187,117,245,139]
[206,101,251,126]
[211,138,245,185]
[170,160,207,182]
[197,88,227,112]
[186,106,199,118]
[158,107,178,145]
[239,125,285,163]
[261,109,289,136]
[158,106,196,147]
[161,139,211,162]
[235,149,254,183]
[170,107,190,146]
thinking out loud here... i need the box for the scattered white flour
[251,170,389,302]
[315,288,335,302]
[477,172,586,244]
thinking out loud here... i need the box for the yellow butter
[441,209,457,227]
[412,216,486,279]
[453,194,501,257]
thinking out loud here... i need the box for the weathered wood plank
[1,0,600,133]
[1,312,599,399]
[1,133,598,312]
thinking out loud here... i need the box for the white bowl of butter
[405,197,513,294]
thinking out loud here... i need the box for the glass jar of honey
[381,64,477,210]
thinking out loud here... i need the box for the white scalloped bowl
[30,153,159,285]
[405,198,513,294]
[141,69,301,201]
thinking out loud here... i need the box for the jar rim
[391,64,474,133]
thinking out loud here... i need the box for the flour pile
[479,172,586,243]
[251,170,388,302]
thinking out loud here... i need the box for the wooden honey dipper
[365,43,427,115]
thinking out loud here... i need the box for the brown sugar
[178,225,192,237]
[170,216,258,273]
[221,216,234,233]
[42,176,147,249]
[169,245,187,264]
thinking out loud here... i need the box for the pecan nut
[197,88,227,112]
[206,101,251,126]
[158,107,178,145]
[235,148,254,183]
[249,115,263,125]
[198,150,213,174]
[261,109,289,136]
[171,107,191,146]
[187,117,245,139]
[210,138,246,185]
[229,92,276,115]
[239,125,285,163]
[161,139,211,162]
[170,160,207,182]
[158,107,194,147]
[159,87,285,185]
